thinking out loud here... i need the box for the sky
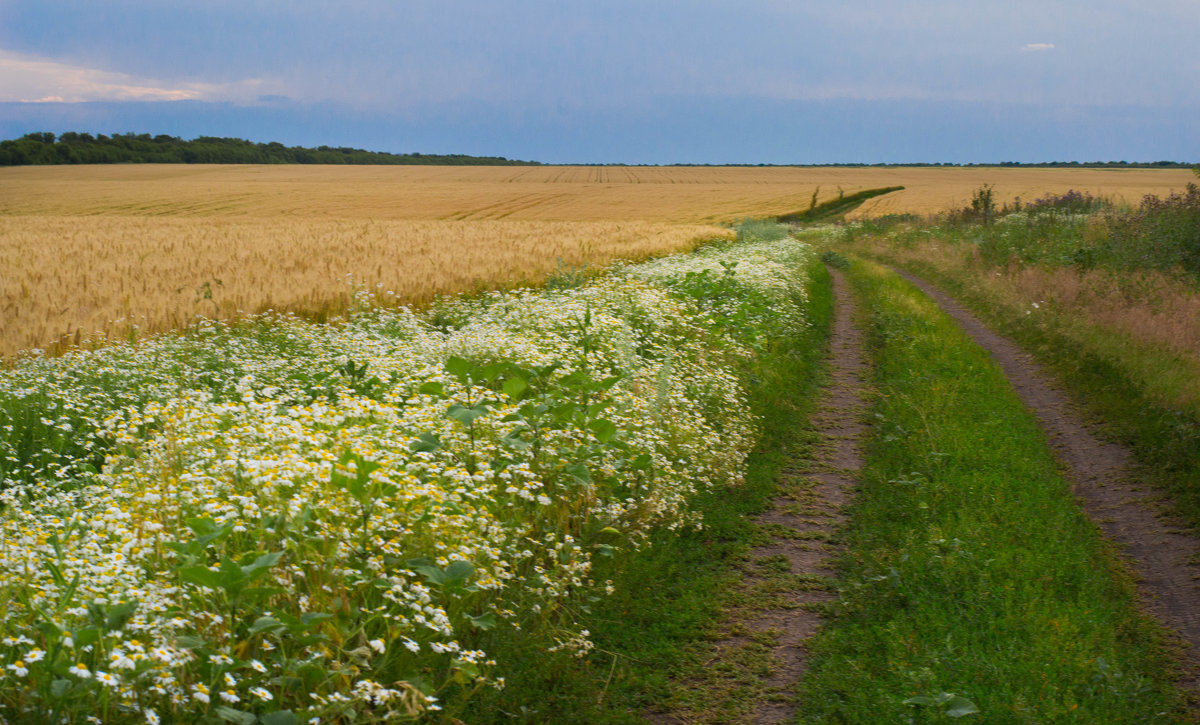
[0,1,1197,164]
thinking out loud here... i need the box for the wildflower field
[0,236,813,723]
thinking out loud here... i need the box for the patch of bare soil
[890,266,1200,687]
[692,267,868,725]
[746,267,869,724]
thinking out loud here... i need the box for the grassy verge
[462,255,836,721]
[849,238,1200,534]
[797,259,1185,722]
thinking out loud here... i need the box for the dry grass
[2,164,1192,359]
[858,238,1200,407]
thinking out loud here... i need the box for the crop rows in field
[3,165,1189,222]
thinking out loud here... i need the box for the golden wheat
[3,165,1190,222]
[0,216,725,359]
[2,164,1192,359]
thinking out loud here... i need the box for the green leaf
[104,601,138,631]
[73,627,99,649]
[50,679,71,697]
[414,564,447,586]
[240,551,283,578]
[175,635,207,650]
[214,706,257,725]
[566,461,592,483]
[445,356,472,382]
[466,611,497,630]
[479,362,508,382]
[418,381,445,395]
[179,566,222,590]
[261,712,299,725]
[630,453,653,471]
[410,432,441,452]
[502,376,528,399]
[588,418,618,442]
[598,375,622,390]
[945,696,979,717]
[445,560,474,583]
[903,696,936,707]
[299,612,333,627]
[446,403,489,425]
[249,617,284,635]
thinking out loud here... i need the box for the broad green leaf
[214,706,257,725]
[261,712,299,725]
[466,611,497,630]
[104,601,138,631]
[241,551,283,577]
[410,432,441,452]
[445,560,474,583]
[414,565,447,586]
[179,566,222,590]
[249,617,285,635]
[566,462,591,483]
[418,381,445,395]
[502,376,528,399]
[946,696,979,717]
[588,418,618,442]
[479,362,508,382]
[176,635,207,650]
[444,356,472,381]
[299,612,333,627]
[446,403,489,425]
[73,627,100,649]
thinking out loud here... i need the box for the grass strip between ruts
[854,246,1200,536]
[796,258,1185,722]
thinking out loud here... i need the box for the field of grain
[1,164,1191,359]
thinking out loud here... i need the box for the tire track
[889,265,1200,687]
[746,267,870,724]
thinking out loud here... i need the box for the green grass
[796,259,1185,723]
[460,256,836,722]
[860,251,1200,535]
[777,186,905,224]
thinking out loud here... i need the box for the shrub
[1101,184,1200,277]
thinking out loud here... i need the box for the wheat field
[1,164,1192,359]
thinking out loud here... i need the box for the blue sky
[1,1,1197,164]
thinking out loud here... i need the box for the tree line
[0,132,541,167]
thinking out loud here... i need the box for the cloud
[0,48,271,103]
[1021,43,1056,52]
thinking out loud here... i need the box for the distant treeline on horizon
[0,132,1194,169]
[0,132,542,167]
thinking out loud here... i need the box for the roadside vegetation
[797,259,1184,722]
[835,182,1200,531]
[0,228,822,723]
